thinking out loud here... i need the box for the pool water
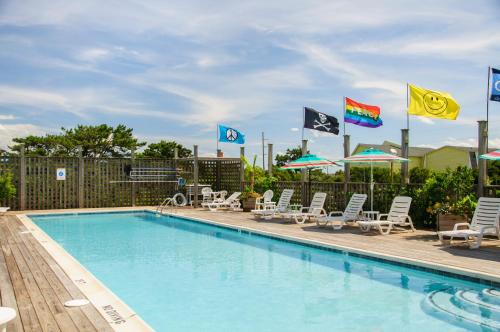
[31,211,500,331]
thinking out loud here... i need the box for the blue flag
[491,68,500,102]
[218,124,245,144]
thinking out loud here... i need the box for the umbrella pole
[308,168,311,204]
[370,162,374,211]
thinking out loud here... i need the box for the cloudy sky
[0,0,499,164]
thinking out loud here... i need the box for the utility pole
[267,143,273,176]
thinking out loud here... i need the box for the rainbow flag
[344,97,382,128]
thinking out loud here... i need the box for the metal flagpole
[487,66,491,151]
[343,96,346,135]
[301,107,305,141]
[406,83,409,130]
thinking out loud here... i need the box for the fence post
[478,120,488,197]
[19,144,26,210]
[131,148,136,206]
[77,146,84,208]
[193,145,199,207]
[301,139,308,205]
[267,143,273,177]
[240,146,245,191]
[343,134,350,199]
[401,129,409,184]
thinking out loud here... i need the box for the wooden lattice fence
[0,155,241,210]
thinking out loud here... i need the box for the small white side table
[362,211,380,221]
[0,307,16,332]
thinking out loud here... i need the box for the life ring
[172,193,187,206]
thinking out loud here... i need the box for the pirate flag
[303,107,339,135]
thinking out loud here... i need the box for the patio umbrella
[280,154,339,203]
[338,148,409,211]
[479,150,500,160]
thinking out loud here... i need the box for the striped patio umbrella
[479,150,500,160]
[280,154,339,170]
[280,154,339,203]
[338,148,409,211]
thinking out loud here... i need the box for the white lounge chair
[0,207,9,215]
[281,192,327,224]
[207,192,241,212]
[316,194,367,230]
[254,190,274,210]
[201,187,213,205]
[357,196,414,235]
[252,189,294,220]
[438,197,500,249]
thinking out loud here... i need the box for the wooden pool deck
[0,215,114,332]
[1,207,499,331]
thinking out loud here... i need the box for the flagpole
[486,66,491,151]
[216,123,219,157]
[406,83,409,130]
[343,96,346,135]
[301,107,305,141]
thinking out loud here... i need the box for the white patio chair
[254,190,274,210]
[200,187,213,208]
[438,197,500,249]
[251,189,294,220]
[207,192,241,212]
[316,193,367,230]
[357,196,414,235]
[281,192,327,224]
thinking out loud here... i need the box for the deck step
[482,289,500,306]
[422,290,500,331]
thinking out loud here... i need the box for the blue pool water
[31,211,500,331]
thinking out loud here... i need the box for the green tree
[11,124,145,157]
[139,140,192,159]
[275,146,307,167]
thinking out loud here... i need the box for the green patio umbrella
[338,148,409,211]
[479,150,500,160]
[280,154,339,203]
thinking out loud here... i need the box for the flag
[408,84,460,120]
[344,97,383,128]
[491,67,500,102]
[218,124,245,144]
[303,107,339,135]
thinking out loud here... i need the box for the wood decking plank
[0,224,42,332]
[16,222,114,332]
[9,219,99,332]
[0,241,24,332]
[3,218,83,332]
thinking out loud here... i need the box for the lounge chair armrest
[328,211,344,217]
[453,222,470,231]
[312,208,327,216]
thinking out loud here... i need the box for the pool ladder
[156,197,176,215]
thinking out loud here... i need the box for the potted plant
[240,155,261,211]
[428,194,477,231]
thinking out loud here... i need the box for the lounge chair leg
[469,235,482,249]
[294,215,306,224]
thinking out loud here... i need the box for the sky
[0,0,499,166]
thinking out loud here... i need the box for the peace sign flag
[218,124,245,144]
[491,68,500,102]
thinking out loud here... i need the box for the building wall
[424,147,470,171]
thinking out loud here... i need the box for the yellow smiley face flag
[408,84,460,120]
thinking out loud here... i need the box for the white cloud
[77,48,110,62]
[416,117,435,125]
[0,114,16,120]
[290,127,299,132]
[0,123,47,149]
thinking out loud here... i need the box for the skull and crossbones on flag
[303,107,339,135]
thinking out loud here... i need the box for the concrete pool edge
[155,210,500,286]
[17,213,154,332]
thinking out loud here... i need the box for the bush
[0,172,16,200]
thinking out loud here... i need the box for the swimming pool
[30,211,499,331]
